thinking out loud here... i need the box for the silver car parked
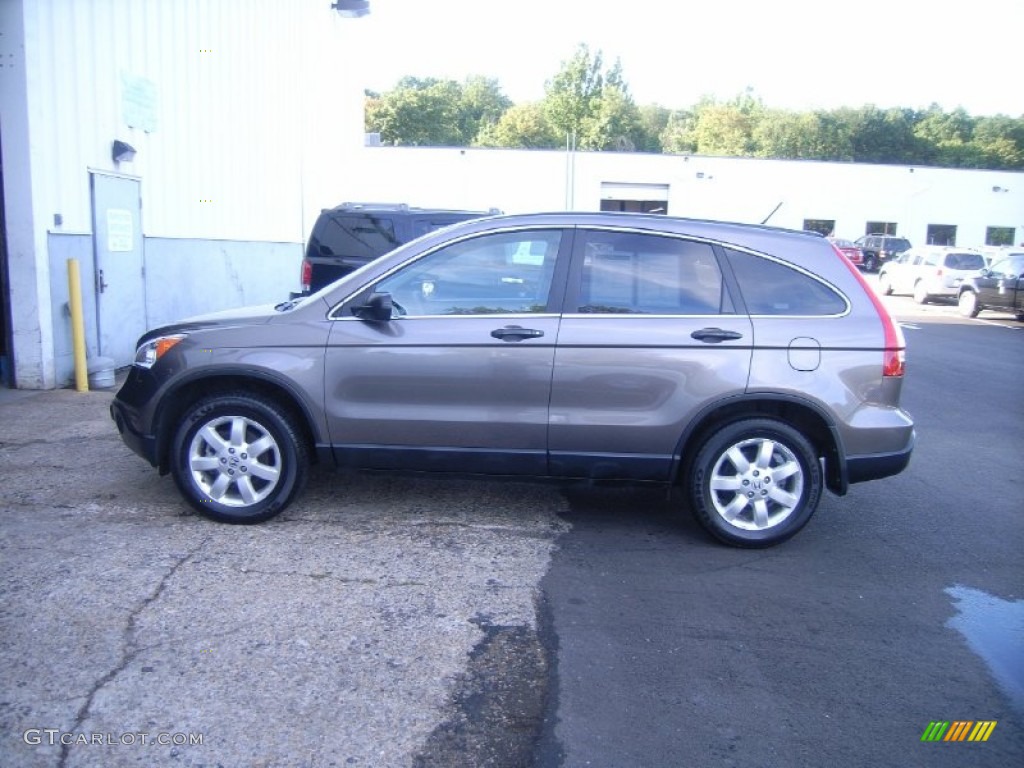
[111,213,915,547]
[878,245,986,303]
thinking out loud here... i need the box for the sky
[345,0,1023,117]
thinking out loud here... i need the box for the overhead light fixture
[331,0,370,17]
[112,140,136,164]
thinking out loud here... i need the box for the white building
[0,0,368,389]
[2,0,1022,389]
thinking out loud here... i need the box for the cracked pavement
[0,387,569,767]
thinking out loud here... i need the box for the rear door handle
[691,327,743,343]
[491,326,544,342]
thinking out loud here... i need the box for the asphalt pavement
[1,289,1021,768]
[535,295,1024,767]
[0,386,568,767]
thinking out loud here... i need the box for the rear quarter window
[316,215,398,259]
[725,248,848,316]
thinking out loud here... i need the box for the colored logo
[921,721,997,742]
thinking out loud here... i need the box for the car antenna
[761,202,783,225]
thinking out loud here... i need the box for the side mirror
[354,292,394,323]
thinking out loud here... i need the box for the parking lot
[0,388,570,767]
[1,290,1021,768]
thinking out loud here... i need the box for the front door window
[376,231,563,316]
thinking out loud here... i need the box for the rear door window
[725,249,848,315]
[572,230,732,315]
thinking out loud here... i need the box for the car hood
[136,302,283,345]
[180,302,284,324]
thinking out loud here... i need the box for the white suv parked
[878,246,986,303]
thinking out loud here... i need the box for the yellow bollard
[67,259,89,392]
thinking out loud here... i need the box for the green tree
[474,102,560,148]
[636,104,672,153]
[811,110,855,161]
[913,106,977,166]
[580,65,644,150]
[543,44,606,146]
[841,106,922,164]
[365,76,513,147]
[660,110,698,154]
[969,115,1024,169]
[458,76,512,144]
[752,110,825,159]
[365,77,463,146]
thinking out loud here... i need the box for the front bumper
[109,366,162,467]
[110,398,159,466]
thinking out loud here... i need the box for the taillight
[830,242,905,377]
[300,259,312,292]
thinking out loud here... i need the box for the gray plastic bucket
[87,356,116,389]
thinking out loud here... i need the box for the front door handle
[691,327,743,343]
[491,326,544,342]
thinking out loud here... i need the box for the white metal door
[90,172,146,366]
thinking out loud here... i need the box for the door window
[375,230,562,316]
[574,231,731,315]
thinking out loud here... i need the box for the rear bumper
[846,430,915,484]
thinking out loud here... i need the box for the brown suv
[111,213,915,547]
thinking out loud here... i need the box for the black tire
[957,290,980,318]
[688,419,823,548]
[912,281,930,305]
[878,272,893,296]
[864,254,878,272]
[171,392,309,523]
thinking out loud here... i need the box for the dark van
[300,202,499,293]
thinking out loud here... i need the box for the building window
[865,221,898,235]
[985,226,1015,246]
[600,199,668,214]
[803,219,835,236]
[926,224,957,246]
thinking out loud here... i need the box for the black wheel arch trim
[151,366,325,472]
[670,391,848,496]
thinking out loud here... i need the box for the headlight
[134,334,186,368]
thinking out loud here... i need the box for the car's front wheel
[688,419,823,547]
[864,254,878,272]
[958,290,980,318]
[171,393,309,523]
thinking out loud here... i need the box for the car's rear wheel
[864,254,878,272]
[689,419,822,548]
[958,290,980,318]
[171,393,308,523]
[878,272,893,295]
[913,281,931,304]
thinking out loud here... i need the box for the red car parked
[828,238,865,268]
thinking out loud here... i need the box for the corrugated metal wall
[30,0,363,243]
